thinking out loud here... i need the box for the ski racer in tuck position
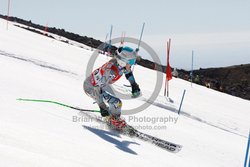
[84,46,141,129]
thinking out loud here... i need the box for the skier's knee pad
[113,98,122,110]
[109,98,122,117]
[102,91,122,116]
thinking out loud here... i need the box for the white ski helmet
[115,46,137,67]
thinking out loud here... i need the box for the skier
[83,46,141,129]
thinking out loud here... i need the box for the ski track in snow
[0,50,77,76]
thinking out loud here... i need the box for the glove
[99,102,110,117]
[100,107,110,117]
[131,82,140,97]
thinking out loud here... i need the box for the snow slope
[0,19,250,167]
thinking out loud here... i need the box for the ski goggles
[116,54,136,66]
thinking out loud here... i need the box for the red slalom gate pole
[164,41,168,97]
[164,38,171,97]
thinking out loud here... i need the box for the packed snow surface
[0,19,250,167]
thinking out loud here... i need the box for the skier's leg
[83,77,109,116]
[102,91,122,117]
[101,91,126,129]
[83,77,102,103]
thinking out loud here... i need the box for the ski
[131,127,182,153]
[104,118,182,153]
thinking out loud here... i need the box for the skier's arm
[124,70,140,96]
[125,71,136,85]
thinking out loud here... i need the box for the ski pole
[132,22,145,72]
[108,25,113,54]
[103,33,109,54]
[136,22,145,53]
[16,98,100,113]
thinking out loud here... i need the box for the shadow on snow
[82,125,139,155]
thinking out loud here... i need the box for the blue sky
[1,0,250,69]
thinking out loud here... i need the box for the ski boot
[106,116,126,130]
[104,116,135,135]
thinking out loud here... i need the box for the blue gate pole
[178,89,186,115]
[244,130,250,167]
